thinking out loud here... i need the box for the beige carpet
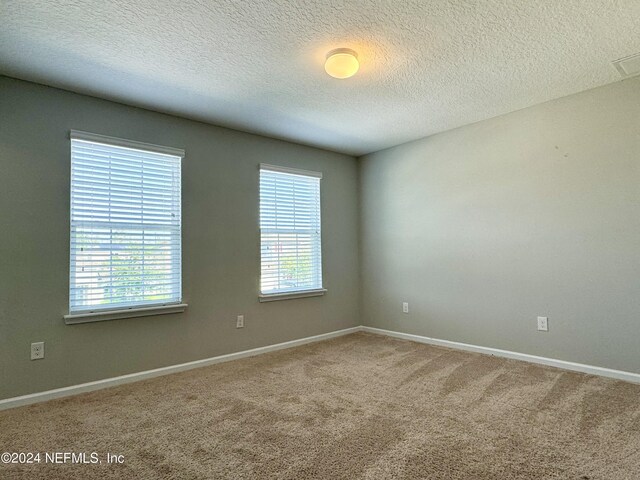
[1,332,639,479]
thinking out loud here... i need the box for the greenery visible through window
[259,166,322,295]
[69,133,183,313]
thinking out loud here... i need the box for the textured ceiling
[1,1,639,155]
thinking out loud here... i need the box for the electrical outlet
[537,316,548,332]
[31,342,45,360]
[236,315,244,328]
[402,302,409,314]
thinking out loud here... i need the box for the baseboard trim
[0,326,363,411]
[4,325,637,411]
[362,326,640,384]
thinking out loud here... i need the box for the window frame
[258,163,326,302]
[64,130,187,324]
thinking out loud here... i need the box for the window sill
[64,303,188,324]
[259,289,327,303]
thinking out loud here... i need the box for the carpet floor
[1,332,639,479]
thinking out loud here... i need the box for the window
[67,131,184,321]
[259,164,324,300]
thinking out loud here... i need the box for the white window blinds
[69,132,183,314]
[260,165,323,295]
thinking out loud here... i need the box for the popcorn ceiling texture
[1,0,639,155]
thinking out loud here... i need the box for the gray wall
[0,76,360,400]
[360,77,640,374]
[2,73,639,401]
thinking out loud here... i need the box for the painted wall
[360,77,640,373]
[0,76,360,399]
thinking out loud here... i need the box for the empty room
[1,1,639,478]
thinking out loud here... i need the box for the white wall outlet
[236,315,244,328]
[31,342,45,360]
[402,302,409,314]
[537,316,548,332]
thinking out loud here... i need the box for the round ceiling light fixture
[324,48,359,79]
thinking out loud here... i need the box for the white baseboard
[0,326,363,411]
[3,324,637,411]
[362,326,640,384]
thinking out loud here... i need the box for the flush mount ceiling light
[324,48,359,79]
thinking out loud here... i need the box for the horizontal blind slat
[70,138,182,313]
[259,168,322,295]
